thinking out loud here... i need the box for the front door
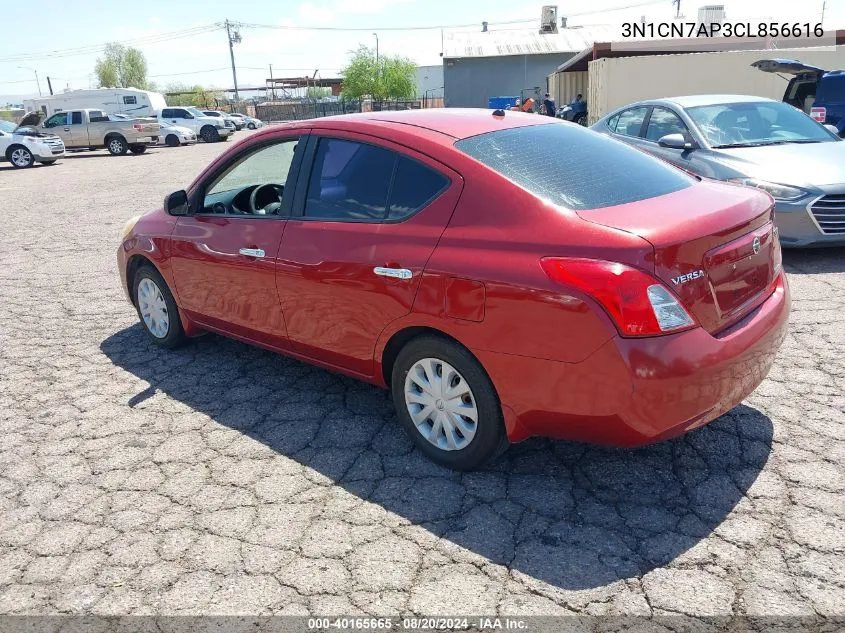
[642,106,694,171]
[277,132,463,376]
[169,134,306,349]
[42,112,73,146]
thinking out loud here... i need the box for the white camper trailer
[23,88,167,118]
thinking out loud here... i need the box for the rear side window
[305,138,394,221]
[818,77,845,103]
[614,107,648,137]
[71,112,83,125]
[161,108,174,118]
[123,95,137,104]
[455,123,693,210]
[388,158,449,220]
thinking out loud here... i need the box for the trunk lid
[576,181,780,334]
[751,58,825,77]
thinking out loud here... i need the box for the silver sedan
[591,95,845,247]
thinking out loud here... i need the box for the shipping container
[552,45,845,125]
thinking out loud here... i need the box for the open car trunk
[577,181,781,335]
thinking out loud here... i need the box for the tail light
[540,257,697,337]
[133,123,143,131]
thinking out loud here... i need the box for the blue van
[753,58,845,136]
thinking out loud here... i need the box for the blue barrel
[488,96,518,110]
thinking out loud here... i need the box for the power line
[0,24,223,63]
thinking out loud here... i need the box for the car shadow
[101,325,773,591]
[783,246,845,274]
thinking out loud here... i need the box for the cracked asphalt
[0,132,843,621]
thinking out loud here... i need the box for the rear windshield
[454,123,694,210]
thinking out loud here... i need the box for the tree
[341,45,416,100]
[94,43,149,89]
[306,86,331,99]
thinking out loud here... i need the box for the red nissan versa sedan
[117,109,790,470]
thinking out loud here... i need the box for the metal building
[441,26,615,108]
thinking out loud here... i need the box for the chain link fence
[253,98,428,123]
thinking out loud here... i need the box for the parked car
[0,118,65,168]
[227,113,264,130]
[592,95,845,247]
[202,110,240,131]
[158,123,197,147]
[117,110,789,470]
[158,107,231,143]
[19,108,159,155]
[752,58,845,137]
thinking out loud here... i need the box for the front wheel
[247,122,256,130]
[8,146,34,168]
[200,126,220,143]
[129,144,147,155]
[575,113,588,126]
[391,336,506,470]
[41,159,57,166]
[107,136,128,155]
[165,134,180,147]
[134,266,186,349]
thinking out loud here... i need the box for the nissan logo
[752,236,761,255]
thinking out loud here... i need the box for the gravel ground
[0,132,843,621]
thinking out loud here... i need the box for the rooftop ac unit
[540,5,558,34]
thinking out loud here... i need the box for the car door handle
[374,267,412,280]
[239,248,265,258]
[63,127,70,131]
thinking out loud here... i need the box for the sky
[1,0,842,102]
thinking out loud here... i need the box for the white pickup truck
[158,106,232,143]
[19,108,160,155]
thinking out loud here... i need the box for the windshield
[687,101,836,148]
[186,107,206,117]
[455,123,694,210]
[0,120,16,133]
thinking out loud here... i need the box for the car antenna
[492,109,506,117]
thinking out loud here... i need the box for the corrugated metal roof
[442,26,618,59]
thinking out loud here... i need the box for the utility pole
[19,66,41,96]
[225,20,241,104]
[821,1,826,25]
[46,76,53,95]
[673,0,681,19]
[269,64,276,100]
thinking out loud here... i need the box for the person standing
[542,93,557,117]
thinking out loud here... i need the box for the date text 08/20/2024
[307,618,528,630]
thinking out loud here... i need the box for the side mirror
[824,123,840,135]
[164,190,189,216]
[658,133,694,150]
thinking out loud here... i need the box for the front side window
[304,138,395,221]
[123,95,137,104]
[45,113,69,127]
[613,107,648,137]
[687,101,837,147]
[203,138,300,214]
[645,107,689,142]
[455,123,694,210]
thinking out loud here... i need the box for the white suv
[0,118,65,168]
[158,107,231,143]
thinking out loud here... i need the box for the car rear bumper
[479,272,790,446]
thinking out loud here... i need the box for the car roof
[305,108,556,140]
[647,94,779,109]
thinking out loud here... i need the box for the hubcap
[404,358,478,451]
[110,140,122,153]
[11,148,31,166]
[137,278,169,339]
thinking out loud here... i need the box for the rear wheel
[129,144,147,155]
[7,145,34,168]
[200,126,220,143]
[391,336,506,470]
[247,122,256,130]
[165,134,180,147]
[106,136,128,155]
[575,112,587,126]
[133,266,185,349]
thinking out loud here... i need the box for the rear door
[276,132,462,376]
[69,111,91,146]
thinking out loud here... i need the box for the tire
[41,160,57,166]
[133,265,186,349]
[247,122,256,130]
[106,135,128,155]
[575,113,587,126]
[391,336,506,470]
[165,134,180,147]
[7,145,34,168]
[200,126,220,143]
[129,144,147,155]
